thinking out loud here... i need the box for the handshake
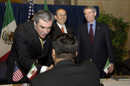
[40,64,54,73]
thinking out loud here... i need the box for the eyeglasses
[57,14,67,17]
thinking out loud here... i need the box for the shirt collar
[56,22,65,29]
[88,20,96,26]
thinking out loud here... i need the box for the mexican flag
[103,60,111,74]
[0,0,17,61]
[44,0,49,11]
[27,63,38,80]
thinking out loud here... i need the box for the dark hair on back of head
[52,33,78,59]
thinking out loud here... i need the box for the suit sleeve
[14,25,42,71]
[105,24,114,63]
[75,27,81,63]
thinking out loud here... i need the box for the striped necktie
[39,37,43,51]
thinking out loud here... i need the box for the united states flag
[28,0,34,21]
[12,64,23,82]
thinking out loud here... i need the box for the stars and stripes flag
[27,63,38,80]
[12,64,23,82]
[27,0,34,21]
[0,0,17,61]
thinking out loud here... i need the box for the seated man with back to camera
[30,33,100,86]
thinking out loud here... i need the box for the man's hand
[46,64,54,71]
[108,63,114,73]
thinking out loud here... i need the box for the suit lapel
[93,22,101,45]
[56,24,70,33]
[85,23,92,46]
[66,25,70,33]
[55,23,63,33]
[31,24,42,52]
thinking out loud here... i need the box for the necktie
[39,37,43,51]
[90,24,93,44]
[61,27,64,33]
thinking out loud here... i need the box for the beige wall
[33,0,130,22]
[33,0,130,60]
[77,0,130,22]
[32,0,54,4]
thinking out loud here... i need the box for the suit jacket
[6,21,53,83]
[51,23,74,38]
[76,21,114,78]
[121,58,130,75]
[30,60,100,86]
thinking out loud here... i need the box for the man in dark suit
[76,6,114,78]
[30,33,100,86]
[51,8,74,38]
[6,10,54,83]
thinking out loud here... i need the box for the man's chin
[40,35,46,39]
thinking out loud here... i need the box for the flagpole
[5,1,7,6]
[28,0,34,21]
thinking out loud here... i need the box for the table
[0,83,29,86]
[0,78,130,86]
[101,78,130,86]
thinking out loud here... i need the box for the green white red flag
[27,63,38,80]
[0,0,17,61]
[103,60,111,74]
[44,0,49,11]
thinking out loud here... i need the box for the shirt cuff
[40,66,48,73]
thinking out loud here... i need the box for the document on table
[111,75,130,81]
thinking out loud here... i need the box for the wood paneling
[0,0,24,3]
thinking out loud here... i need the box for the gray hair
[84,6,97,13]
[34,10,54,24]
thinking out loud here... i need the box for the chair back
[0,61,7,84]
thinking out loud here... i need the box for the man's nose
[44,29,49,34]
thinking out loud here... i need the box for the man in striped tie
[6,10,54,83]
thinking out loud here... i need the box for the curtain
[0,2,99,35]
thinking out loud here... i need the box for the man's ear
[54,15,57,20]
[34,21,36,27]
[52,49,56,63]
[52,49,56,59]
[76,51,78,56]
[94,11,97,17]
